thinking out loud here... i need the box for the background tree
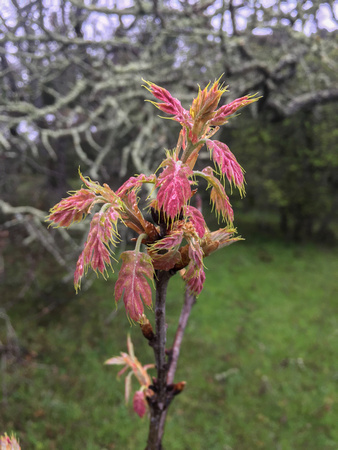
[1,2,337,448]
[0,0,337,295]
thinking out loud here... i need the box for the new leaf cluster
[47,78,259,322]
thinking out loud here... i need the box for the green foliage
[1,239,337,449]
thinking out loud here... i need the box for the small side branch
[167,287,196,385]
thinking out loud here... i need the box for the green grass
[1,239,338,449]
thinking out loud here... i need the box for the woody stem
[146,270,172,450]
[181,140,197,163]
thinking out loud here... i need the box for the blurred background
[0,1,337,449]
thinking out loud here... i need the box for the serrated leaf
[152,230,184,250]
[143,80,192,129]
[47,189,96,227]
[156,156,193,219]
[79,170,120,205]
[149,229,184,270]
[74,208,120,291]
[210,186,233,223]
[201,167,234,223]
[114,251,154,322]
[210,94,260,126]
[185,262,206,295]
[183,236,205,295]
[190,77,227,122]
[206,139,245,194]
[117,174,156,197]
[184,205,206,238]
[188,238,204,267]
[119,190,158,238]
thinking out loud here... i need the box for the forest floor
[1,237,337,449]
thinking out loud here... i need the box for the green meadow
[1,238,337,449]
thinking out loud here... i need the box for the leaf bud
[173,381,186,395]
[140,320,155,341]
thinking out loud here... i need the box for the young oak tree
[47,78,259,449]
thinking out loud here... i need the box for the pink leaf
[202,167,234,223]
[156,156,193,220]
[148,229,183,270]
[210,186,234,223]
[152,230,184,250]
[188,238,204,267]
[117,174,156,197]
[206,139,245,194]
[184,205,206,238]
[210,94,260,126]
[183,237,205,295]
[74,208,119,291]
[133,390,147,418]
[47,189,96,227]
[143,80,192,129]
[0,434,20,450]
[185,263,206,295]
[79,170,123,205]
[114,251,154,322]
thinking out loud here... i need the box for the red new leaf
[149,230,184,270]
[143,80,192,129]
[182,235,206,295]
[206,139,245,194]
[152,230,184,250]
[210,185,234,223]
[133,390,147,418]
[184,205,206,238]
[74,208,120,291]
[117,174,156,197]
[201,167,234,223]
[47,189,96,227]
[210,94,259,126]
[115,251,154,322]
[156,156,193,220]
[185,262,206,295]
[0,433,20,450]
[188,237,204,267]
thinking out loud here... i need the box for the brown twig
[145,276,196,449]
[146,270,172,450]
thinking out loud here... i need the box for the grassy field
[1,238,337,449]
